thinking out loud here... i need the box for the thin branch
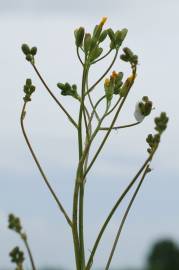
[105,165,150,270]
[84,67,137,178]
[100,121,140,131]
[77,47,84,66]
[86,72,100,121]
[105,96,122,117]
[86,49,118,95]
[32,63,78,129]
[85,150,156,270]
[21,234,36,270]
[20,103,72,227]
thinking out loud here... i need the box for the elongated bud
[99,30,108,43]
[119,75,134,97]
[99,17,107,27]
[107,28,115,44]
[90,37,98,51]
[21,44,30,55]
[120,28,128,40]
[31,47,37,56]
[84,33,91,53]
[90,47,103,62]
[108,28,116,49]
[75,27,85,47]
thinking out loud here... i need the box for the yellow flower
[111,71,118,79]
[99,17,107,27]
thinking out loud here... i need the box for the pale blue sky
[0,0,179,269]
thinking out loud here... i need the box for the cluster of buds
[74,17,128,63]
[146,112,169,153]
[155,112,169,134]
[9,246,24,269]
[146,133,160,154]
[107,28,128,50]
[57,82,80,100]
[104,71,124,101]
[120,47,138,66]
[134,96,153,122]
[21,44,37,63]
[8,214,22,234]
[23,79,36,102]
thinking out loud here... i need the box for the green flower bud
[154,112,169,133]
[26,54,33,62]
[120,28,128,41]
[99,30,108,43]
[90,37,98,51]
[93,24,103,40]
[9,246,24,264]
[107,28,116,49]
[30,85,36,93]
[31,47,37,56]
[21,44,30,55]
[115,29,128,48]
[131,55,138,65]
[57,83,66,91]
[75,27,85,47]
[119,79,130,97]
[115,31,123,47]
[121,47,138,65]
[8,214,22,233]
[90,47,103,62]
[142,96,149,102]
[120,54,129,62]
[84,33,92,53]
[26,78,32,86]
[123,47,134,58]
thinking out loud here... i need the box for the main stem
[73,60,89,270]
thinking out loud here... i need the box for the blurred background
[0,0,179,269]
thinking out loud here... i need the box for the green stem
[73,62,89,269]
[32,63,78,129]
[86,72,100,121]
[20,103,72,227]
[84,67,137,178]
[100,121,140,131]
[92,49,112,64]
[85,151,156,270]
[105,165,150,270]
[105,96,122,117]
[21,233,36,270]
[77,47,84,66]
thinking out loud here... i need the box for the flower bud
[75,27,85,47]
[107,28,116,49]
[84,33,92,53]
[26,78,32,86]
[120,28,128,41]
[90,37,98,51]
[21,44,30,55]
[26,54,33,62]
[9,246,24,264]
[90,47,103,62]
[93,24,103,40]
[31,47,37,56]
[99,30,108,43]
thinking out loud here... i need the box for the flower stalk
[7,17,169,270]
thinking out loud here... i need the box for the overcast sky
[0,0,179,269]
